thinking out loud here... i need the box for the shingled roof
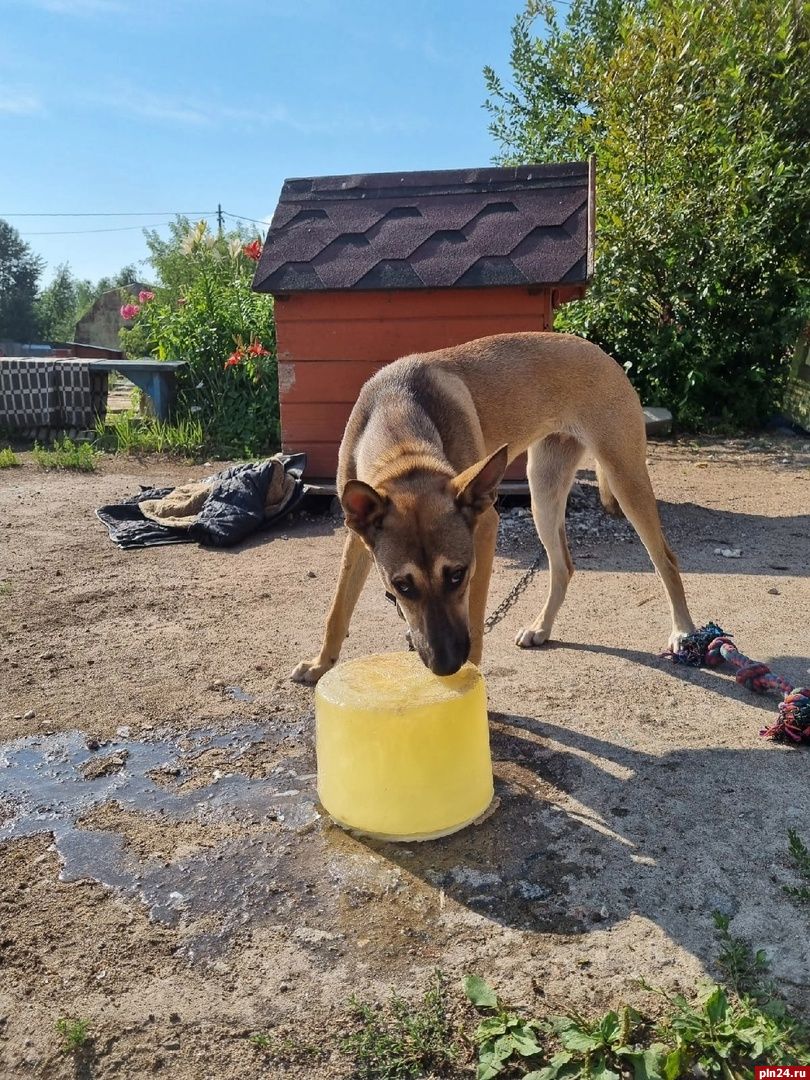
[252,161,594,294]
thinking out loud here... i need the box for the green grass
[32,437,98,472]
[56,1017,91,1054]
[0,447,20,468]
[93,412,205,456]
[248,1030,325,1064]
[341,970,459,1079]
[784,828,810,903]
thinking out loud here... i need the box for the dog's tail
[595,462,625,519]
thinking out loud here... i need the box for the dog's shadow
[538,639,809,715]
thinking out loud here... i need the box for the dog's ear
[341,480,389,536]
[453,444,509,514]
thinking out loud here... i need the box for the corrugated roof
[252,162,594,294]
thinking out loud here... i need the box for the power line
[223,211,269,227]
[9,208,268,236]
[18,223,187,236]
[2,210,210,218]
[4,209,265,223]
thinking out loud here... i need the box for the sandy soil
[0,434,809,1078]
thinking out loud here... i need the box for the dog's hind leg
[291,530,373,684]
[516,434,585,649]
[595,461,624,518]
[468,504,499,665]
[595,452,694,652]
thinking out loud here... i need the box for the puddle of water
[224,685,256,703]
[0,722,323,955]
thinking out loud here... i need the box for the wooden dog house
[252,161,595,482]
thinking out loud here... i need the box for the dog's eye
[393,578,415,599]
[445,567,466,589]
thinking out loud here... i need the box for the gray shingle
[252,161,593,293]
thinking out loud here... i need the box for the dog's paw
[666,626,694,655]
[515,627,550,649]
[290,659,332,685]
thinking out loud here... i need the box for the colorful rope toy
[663,623,810,746]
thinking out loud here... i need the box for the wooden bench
[89,359,186,421]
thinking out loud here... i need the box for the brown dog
[291,332,694,684]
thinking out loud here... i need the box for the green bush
[120,222,278,458]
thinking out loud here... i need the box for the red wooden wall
[275,285,583,482]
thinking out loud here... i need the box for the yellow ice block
[315,651,494,841]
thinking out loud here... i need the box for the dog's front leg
[291,530,372,685]
[468,505,499,666]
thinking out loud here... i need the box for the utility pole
[217,204,224,234]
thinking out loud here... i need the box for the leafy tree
[36,264,82,342]
[485,0,810,429]
[0,219,44,342]
[137,217,254,300]
[93,264,139,295]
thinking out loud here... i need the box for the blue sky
[0,0,531,287]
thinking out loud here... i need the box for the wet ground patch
[0,713,590,971]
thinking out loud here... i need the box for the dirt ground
[1,433,809,1079]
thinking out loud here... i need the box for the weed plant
[342,970,459,1079]
[784,828,810,903]
[93,412,204,457]
[249,1029,325,1064]
[713,912,775,1001]
[462,916,809,1080]
[32,437,97,471]
[0,447,19,467]
[56,1017,90,1054]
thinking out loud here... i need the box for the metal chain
[483,547,546,633]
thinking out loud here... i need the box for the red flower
[223,351,242,370]
[247,342,270,356]
[243,240,262,261]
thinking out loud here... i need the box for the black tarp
[96,454,308,549]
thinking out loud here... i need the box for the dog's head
[341,446,508,676]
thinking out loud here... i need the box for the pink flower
[120,303,141,320]
[138,290,155,303]
[177,297,187,306]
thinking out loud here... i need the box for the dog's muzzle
[385,591,468,673]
